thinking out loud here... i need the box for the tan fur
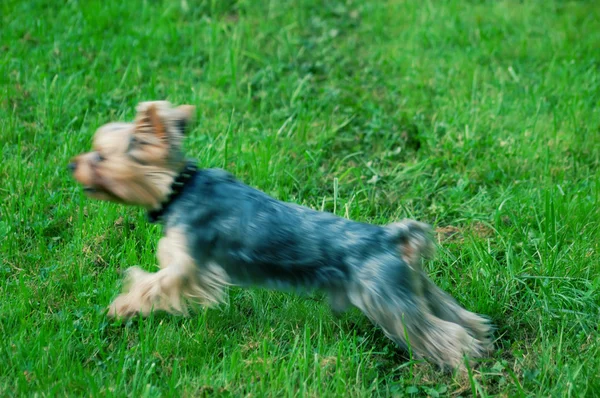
[390,219,436,269]
[390,219,435,298]
[70,101,194,209]
[146,104,166,142]
[68,101,227,317]
[347,286,489,370]
[345,219,492,370]
[71,100,491,369]
[108,228,229,317]
[420,273,493,346]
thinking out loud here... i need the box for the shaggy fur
[69,100,493,370]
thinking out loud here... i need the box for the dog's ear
[135,102,170,141]
[174,105,195,134]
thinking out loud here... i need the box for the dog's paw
[107,267,155,318]
[107,294,140,319]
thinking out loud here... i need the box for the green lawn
[1,0,599,396]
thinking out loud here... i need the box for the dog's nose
[68,162,77,173]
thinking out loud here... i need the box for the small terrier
[69,101,492,369]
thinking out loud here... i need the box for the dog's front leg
[107,228,220,318]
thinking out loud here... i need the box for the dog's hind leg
[420,272,493,349]
[348,276,485,370]
[347,243,490,369]
[107,228,227,318]
[375,219,493,365]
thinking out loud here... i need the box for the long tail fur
[348,219,493,369]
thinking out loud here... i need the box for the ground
[1,0,599,396]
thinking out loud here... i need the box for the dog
[69,100,493,369]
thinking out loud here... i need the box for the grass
[1,0,599,395]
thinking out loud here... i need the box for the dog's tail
[347,219,492,369]
[385,219,435,269]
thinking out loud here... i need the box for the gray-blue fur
[161,167,493,369]
[167,168,405,292]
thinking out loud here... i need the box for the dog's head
[69,101,195,208]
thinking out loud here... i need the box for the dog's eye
[129,136,149,147]
[96,152,105,162]
[126,136,137,152]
